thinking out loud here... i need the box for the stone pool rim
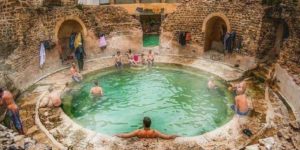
[61,63,236,137]
[34,56,257,149]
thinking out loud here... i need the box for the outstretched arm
[116,130,139,138]
[155,130,178,140]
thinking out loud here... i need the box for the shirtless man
[0,88,24,134]
[48,87,62,107]
[115,51,123,69]
[231,88,249,116]
[90,81,103,96]
[147,50,155,67]
[116,117,178,139]
[70,63,82,83]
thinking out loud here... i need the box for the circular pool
[62,64,234,136]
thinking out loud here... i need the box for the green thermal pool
[62,64,234,136]
[143,34,160,47]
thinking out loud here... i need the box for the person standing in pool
[147,50,155,67]
[231,88,249,116]
[115,51,123,69]
[0,88,24,134]
[116,117,178,139]
[90,81,103,97]
[208,78,217,90]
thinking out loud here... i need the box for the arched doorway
[274,20,289,54]
[204,16,228,52]
[57,20,84,62]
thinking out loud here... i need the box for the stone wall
[0,4,141,89]
[161,0,265,56]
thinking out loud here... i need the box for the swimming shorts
[115,62,122,68]
[72,75,81,83]
[231,104,248,116]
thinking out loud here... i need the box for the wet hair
[94,81,98,86]
[48,87,53,92]
[143,117,151,128]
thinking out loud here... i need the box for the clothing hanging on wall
[39,42,46,68]
[185,32,191,42]
[224,32,230,50]
[74,33,82,49]
[69,32,76,50]
[99,35,107,48]
[179,32,186,46]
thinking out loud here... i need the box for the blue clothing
[69,33,76,50]
[231,104,249,116]
[75,46,85,60]
[7,109,23,131]
[72,75,81,83]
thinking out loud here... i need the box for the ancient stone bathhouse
[0,0,300,149]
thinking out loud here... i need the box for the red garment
[133,54,139,62]
[185,32,191,41]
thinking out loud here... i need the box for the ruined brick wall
[0,0,21,59]
[278,5,300,74]
[161,0,265,55]
[0,5,140,89]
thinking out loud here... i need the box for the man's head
[117,51,120,55]
[149,50,152,54]
[128,49,132,54]
[72,63,76,68]
[94,81,98,86]
[143,117,151,128]
[236,87,244,95]
[48,87,54,92]
[0,87,3,98]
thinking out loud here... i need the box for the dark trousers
[77,59,84,71]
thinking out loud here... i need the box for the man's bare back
[90,86,103,96]
[235,94,248,113]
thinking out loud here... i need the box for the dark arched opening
[204,16,227,52]
[57,20,83,62]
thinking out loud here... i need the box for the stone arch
[54,16,87,61]
[54,16,87,42]
[202,13,231,33]
[203,13,231,51]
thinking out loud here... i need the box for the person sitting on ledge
[70,62,83,83]
[48,87,62,107]
[231,88,249,116]
[0,88,24,134]
[147,50,155,67]
[126,49,136,66]
[116,117,178,139]
[115,51,123,69]
[90,81,103,97]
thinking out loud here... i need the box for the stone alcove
[202,13,231,52]
[54,17,87,61]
